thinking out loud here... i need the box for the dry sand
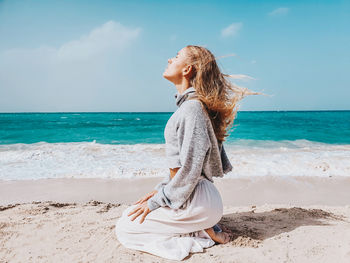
[1,177,350,262]
[1,201,349,262]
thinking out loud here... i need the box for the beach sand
[1,177,350,262]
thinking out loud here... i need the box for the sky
[0,0,349,112]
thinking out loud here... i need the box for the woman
[115,45,258,261]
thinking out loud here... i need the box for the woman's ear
[183,65,193,77]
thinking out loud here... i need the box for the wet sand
[1,176,350,206]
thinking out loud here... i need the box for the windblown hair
[185,45,262,143]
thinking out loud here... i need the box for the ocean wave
[0,140,349,180]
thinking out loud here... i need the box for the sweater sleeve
[220,144,233,174]
[147,105,211,211]
[153,173,171,192]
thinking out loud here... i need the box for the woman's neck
[175,81,191,95]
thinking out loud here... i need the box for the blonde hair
[185,45,263,143]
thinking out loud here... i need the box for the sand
[1,177,350,262]
[1,176,350,206]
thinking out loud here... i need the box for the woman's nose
[168,58,172,64]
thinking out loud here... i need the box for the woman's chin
[162,72,171,80]
[162,71,177,83]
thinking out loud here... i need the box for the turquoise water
[1,111,349,145]
[1,111,350,180]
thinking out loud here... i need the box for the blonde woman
[115,45,257,261]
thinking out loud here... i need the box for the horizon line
[0,109,349,114]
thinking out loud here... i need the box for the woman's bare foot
[205,227,231,244]
[217,224,231,233]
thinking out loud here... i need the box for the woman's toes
[215,231,231,244]
[222,232,231,243]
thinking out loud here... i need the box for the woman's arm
[154,172,171,192]
[170,167,180,179]
[153,167,179,192]
[220,144,233,174]
[147,104,211,211]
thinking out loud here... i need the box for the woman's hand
[133,190,157,205]
[127,202,151,224]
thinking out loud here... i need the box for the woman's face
[163,47,189,84]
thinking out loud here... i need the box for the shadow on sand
[217,207,345,248]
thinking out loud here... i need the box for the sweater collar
[174,87,197,107]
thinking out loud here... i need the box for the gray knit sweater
[147,87,233,211]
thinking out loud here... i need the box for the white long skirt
[115,177,223,261]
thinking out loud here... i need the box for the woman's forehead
[178,47,187,56]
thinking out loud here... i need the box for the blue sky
[0,0,349,112]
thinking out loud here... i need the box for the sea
[0,111,349,180]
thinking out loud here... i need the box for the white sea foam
[0,139,349,180]
[224,139,350,177]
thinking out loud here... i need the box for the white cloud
[56,21,140,61]
[1,20,141,63]
[221,22,243,38]
[0,21,141,112]
[268,7,289,17]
